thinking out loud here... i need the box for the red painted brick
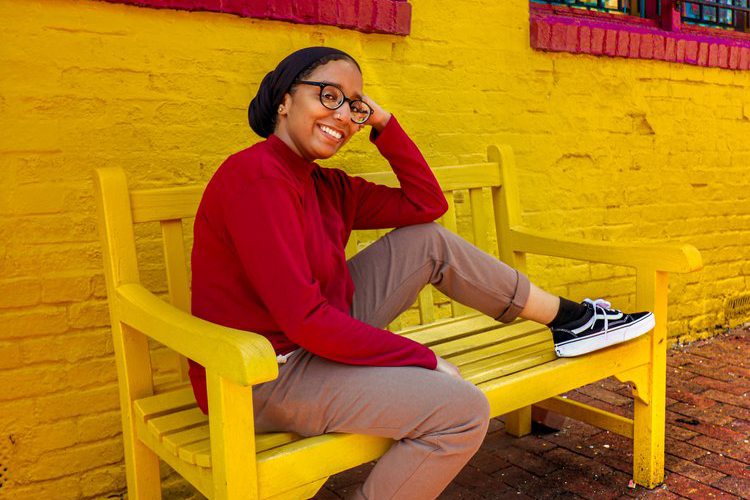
[393,1,410,35]
[640,33,653,59]
[337,0,357,28]
[530,19,552,50]
[579,25,591,53]
[685,40,699,64]
[294,0,317,22]
[741,48,750,70]
[356,0,374,31]
[729,46,740,70]
[718,44,729,68]
[238,0,270,17]
[591,27,605,55]
[550,22,567,52]
[665,37,676,61]
[315,0,336,24]
[564,24,578,52]
[698,43,709,67]
[629,32,640,58]
[372,0,393,33]
[604,29,617,56]
[653,35,665,60]
[616,30,629,57]
[269,0,294,21]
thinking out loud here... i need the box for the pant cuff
[494,270,531,323]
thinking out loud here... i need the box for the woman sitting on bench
[188,46,654,500]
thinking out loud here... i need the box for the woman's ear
[278,93,293,117]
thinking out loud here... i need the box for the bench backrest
[95,145,524,385]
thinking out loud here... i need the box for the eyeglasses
[295,81,373,125]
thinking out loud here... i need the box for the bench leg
[632,270,668,488]
[116,324,162,499]
[504,406,532,437]
[207,371,259,500]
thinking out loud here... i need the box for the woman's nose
[334,105,351,122]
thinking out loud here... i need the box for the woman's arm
[349,104,448,230]
[224,178,437,369]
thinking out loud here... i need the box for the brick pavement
[313,327,750,499]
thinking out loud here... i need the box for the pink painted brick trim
[97,0,412,35]
[530,4,750,71]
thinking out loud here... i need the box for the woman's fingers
[362,94,391,132]
[435,356,463,379]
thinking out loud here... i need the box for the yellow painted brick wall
[1,0,749,498]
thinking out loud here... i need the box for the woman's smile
[318,123,344,142]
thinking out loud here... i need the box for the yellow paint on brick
[1,0,748,497]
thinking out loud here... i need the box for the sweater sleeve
[350,116,449,230]
[223,177,438,369]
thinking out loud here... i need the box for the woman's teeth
[320,125,342,140]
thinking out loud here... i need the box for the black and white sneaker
[551,298,655,357]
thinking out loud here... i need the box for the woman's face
[275,59,364,162]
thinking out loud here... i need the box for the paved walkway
[313,327,750,500]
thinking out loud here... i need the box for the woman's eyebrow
[321,80,363,100]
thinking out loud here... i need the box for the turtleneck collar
[266,134,317,182]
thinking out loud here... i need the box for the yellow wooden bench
[94,145,702,500]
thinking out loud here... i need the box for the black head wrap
[248,47,359,138]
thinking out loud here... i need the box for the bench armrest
[510,227,702,273]
[115,283,279,387]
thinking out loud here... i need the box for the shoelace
[583,298,612,336]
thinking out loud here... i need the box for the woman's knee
[437,379,491,434]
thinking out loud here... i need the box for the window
[530,0,750,69]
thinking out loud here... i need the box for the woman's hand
[434,356,463,380]
[361,95,391,133]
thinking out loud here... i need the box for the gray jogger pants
[251,223,531,500]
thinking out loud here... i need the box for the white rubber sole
[554,313,655,358]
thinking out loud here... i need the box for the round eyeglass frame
[295,80,373,124]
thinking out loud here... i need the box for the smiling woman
[188,46,656,500]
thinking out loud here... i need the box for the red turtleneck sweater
[189,116,448,413]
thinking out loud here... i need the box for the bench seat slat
[430,322,549,357]
[460,341,556,379]
[443,330,552,366]
[400,313,501,345]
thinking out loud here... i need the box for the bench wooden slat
[135,386,197,421]
[179,438,212,466]
[438,329,552,365]
[465,351,559,385]
[418,287,435,324]
[131,185,204,223]
[401,314,513,345]
[147,407,208,439]
[358,163,500,191]
[161,219,191,313]
[469,187,489,253]
[163,424,210,456]
[461,342,556,381]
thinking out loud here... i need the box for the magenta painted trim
[530,3,750,70]
[96,0,412,35]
